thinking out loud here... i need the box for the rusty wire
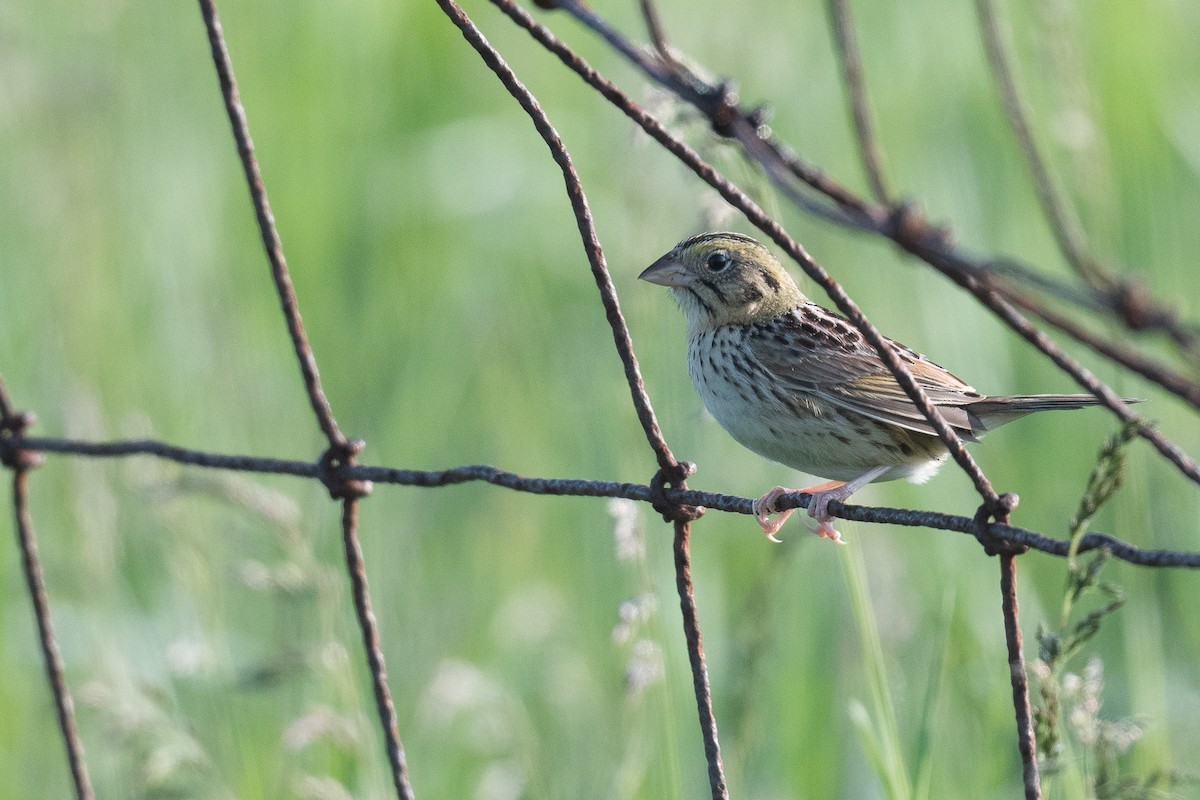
[0,383,93,800]
[198,0,348,451]
[9,470,95,800]
[196,1,410,797]
[672,519,728,800]
[339,497,415,800]
[434,0,720,792]
[7,435,1200,570]
[1000,553,1041,799]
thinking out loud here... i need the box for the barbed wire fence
[3,1,1199,798]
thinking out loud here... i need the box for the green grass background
[3,0,1200,797]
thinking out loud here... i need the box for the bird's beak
[638,253,691,287]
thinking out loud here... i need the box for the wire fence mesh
[4,2,1200,799]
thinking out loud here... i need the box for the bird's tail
[966,394,1141,433]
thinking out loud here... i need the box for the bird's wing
[746,307,984,439]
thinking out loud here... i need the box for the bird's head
[639,232,806,332]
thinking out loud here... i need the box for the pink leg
[804,466,890,543]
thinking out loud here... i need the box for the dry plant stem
[637,0,672,61]
[673,519,729,800]
[10,470,95,800]
[340,499,416,800]
[826,0,891,203]
[0,374,16,419]
[197,0,346,449]
[13,435,1200,569]
[973,0,1105,289]
[493,0,1002,511]
[999,554,1041,799]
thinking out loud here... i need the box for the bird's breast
[686,328,948,483]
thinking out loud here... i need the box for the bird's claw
[754,483,850,544]
[807,492,845,543]
[753,486,793,542]
[812,518,846,544]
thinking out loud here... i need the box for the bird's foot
[803,467,891,543]
[806,486,850,544]
[754,480,849,543]
[752,486,794,543]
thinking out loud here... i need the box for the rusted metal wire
[2,400,94,800]
[197,0,347,450]
[339,498,416,800]
[7,434,1200,569]
[196,4,407,797]
[436,0,682,479]
[672,519,729,800]
[10,472,95,800]
[999,554,1041,800]
[433,2,721,792]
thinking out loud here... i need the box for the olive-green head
[640,232,806,332]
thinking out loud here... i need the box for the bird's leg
[753,479,846,543]
[805,466,890,542]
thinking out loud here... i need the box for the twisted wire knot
[0,409,44,471]
[649,461,704,523]
[972,493,1027,556]
[318,439,374,500]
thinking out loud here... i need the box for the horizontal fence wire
[7,435,1200,570]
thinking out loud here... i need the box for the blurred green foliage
[3,0,1200,797]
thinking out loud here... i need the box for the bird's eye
[706,252,731,272]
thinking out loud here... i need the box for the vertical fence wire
[673,519,729,800]
[1000,553,1041,800]
[432,1,725,793]
[196,2,411,796]
[339,498,416,800]
[9,467,94,800]
[197,0,347,450]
